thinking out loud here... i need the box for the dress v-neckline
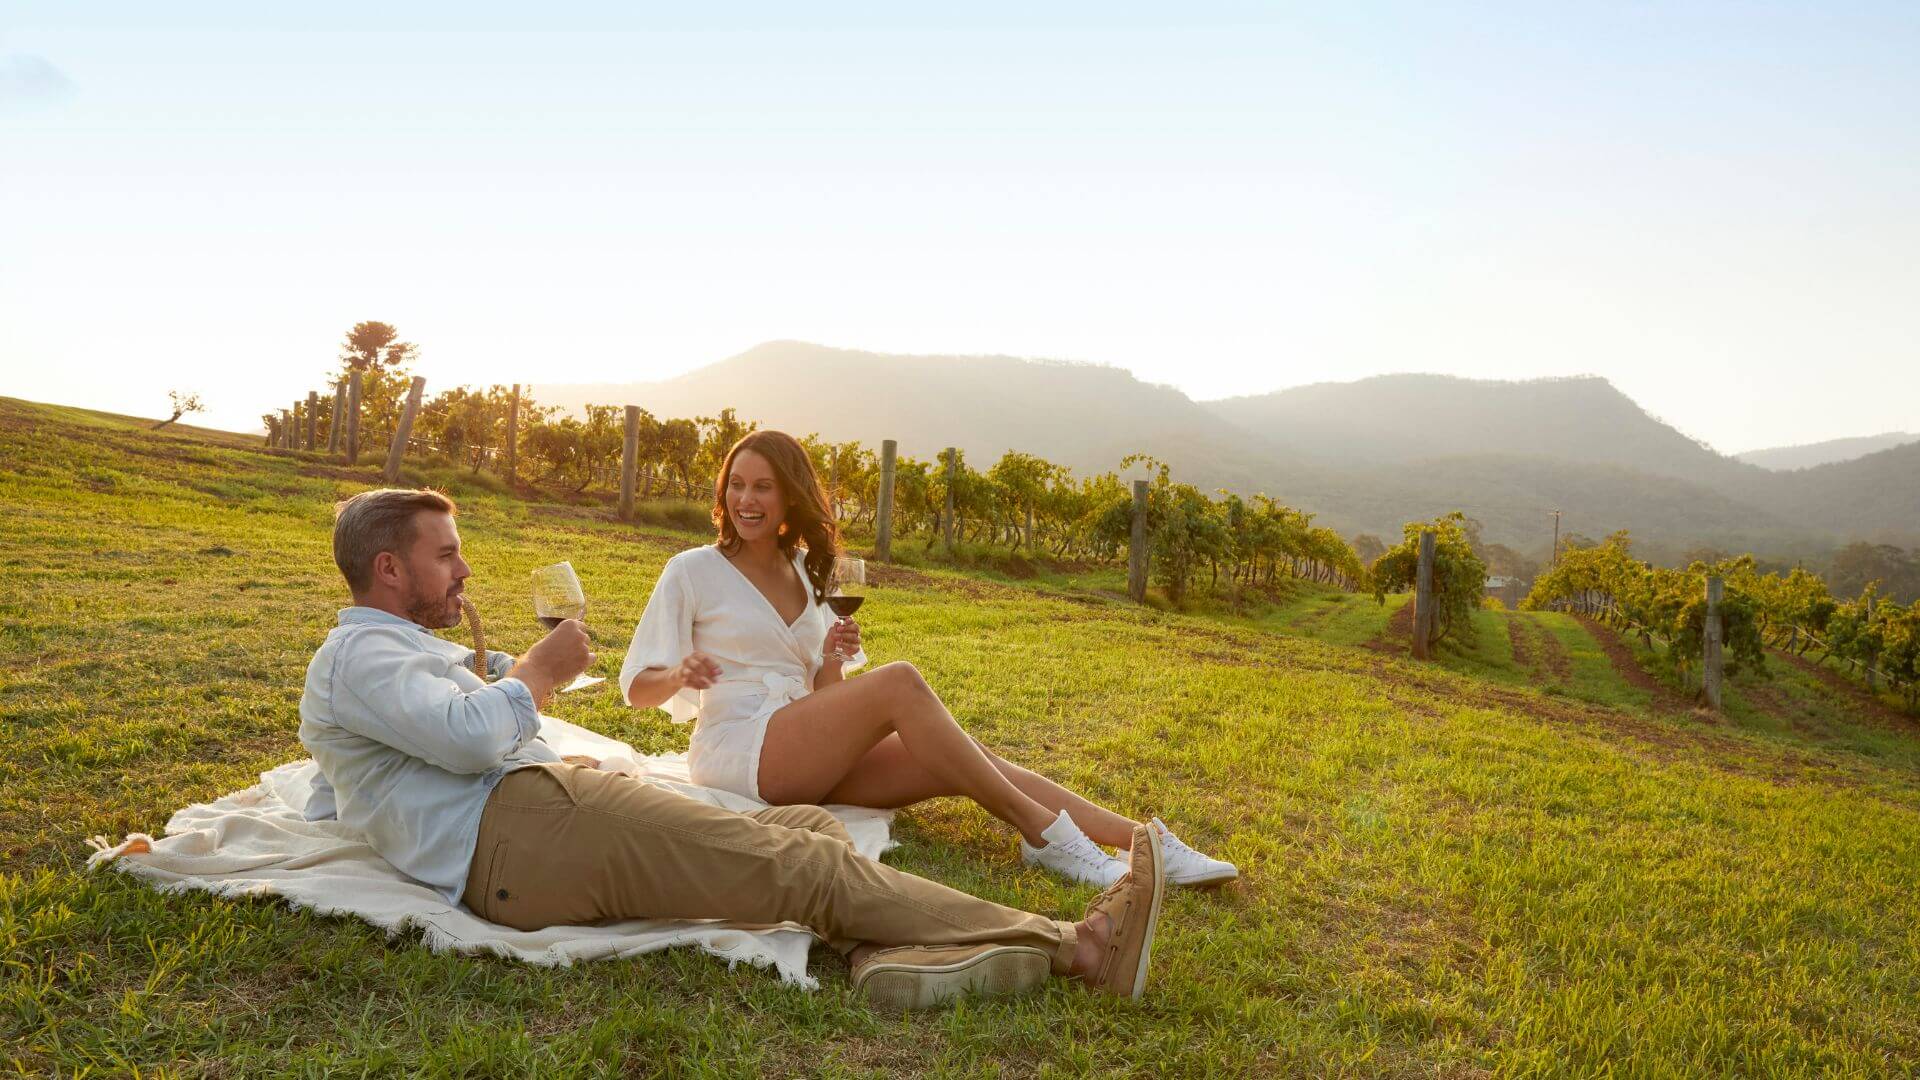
[713,546,809,630]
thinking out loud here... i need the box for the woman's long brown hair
[712,430,840,603]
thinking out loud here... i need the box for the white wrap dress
[620,544,866,800]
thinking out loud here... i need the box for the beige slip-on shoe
[851,942,1053,1010]
[1084,822,1165,998]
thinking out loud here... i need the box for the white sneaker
[1153,818,1239,886]
[1020,811,1126,887]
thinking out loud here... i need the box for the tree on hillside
[1352,533,1387,566]
[336,321,418,448]
[339,321,415,371]
[1830,542,1919,604]
[153,390,204,430]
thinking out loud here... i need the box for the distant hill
[539,341,1303,493]
[1202,373,1765,490]
[1736,432,1919,471]
[539,342,1917,561]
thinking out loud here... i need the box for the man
[299,488,1166,1008]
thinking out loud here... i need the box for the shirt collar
[337,606,430,632]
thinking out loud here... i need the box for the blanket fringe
[83,833,153,870]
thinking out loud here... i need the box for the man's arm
[336,629,545,774]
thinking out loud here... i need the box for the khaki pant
[463,763,1076,973]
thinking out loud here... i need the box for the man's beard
[405,583,462,629]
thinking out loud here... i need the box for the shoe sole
[1129,826,1166,1000]
[857,946,1052,1010]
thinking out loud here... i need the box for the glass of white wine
[531,561,603,693]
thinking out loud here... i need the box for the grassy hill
[3,397,1918,1076]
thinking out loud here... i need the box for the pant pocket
[474,837,510,920]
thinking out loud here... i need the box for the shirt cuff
[493,677,542,744]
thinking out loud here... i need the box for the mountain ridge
[536,341,1915,561]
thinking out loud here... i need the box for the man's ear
[371,549,405,589]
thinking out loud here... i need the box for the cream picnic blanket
[83,716,895,989]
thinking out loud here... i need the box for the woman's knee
[873,661,935,706]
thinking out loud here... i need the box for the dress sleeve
[620,556,700,723]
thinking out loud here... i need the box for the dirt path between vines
[1536,619,1573,680]
[1363,599,1415,654]
[1574,614,1689,712]
[1772,648,1916,730]
[1507,616,1539,679]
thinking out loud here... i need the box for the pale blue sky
[3,2,1916,451]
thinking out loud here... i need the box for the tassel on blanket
[84,832,153,870]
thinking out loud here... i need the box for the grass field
[3,397,1919,1077]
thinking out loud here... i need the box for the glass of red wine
[828,555,865,661]
[532,561,602,693]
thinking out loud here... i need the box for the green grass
[4,397,1920,1076]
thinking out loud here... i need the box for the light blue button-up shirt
[298,606,561,905]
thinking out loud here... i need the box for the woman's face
[726,449,787,542]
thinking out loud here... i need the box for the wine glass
[828,556,865,661]
[531,562,603,693]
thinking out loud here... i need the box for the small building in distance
[1484,575,1526,610]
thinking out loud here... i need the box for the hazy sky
[3,2,1916,452]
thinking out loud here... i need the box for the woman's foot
[1152,818,1239,886]
[1020,810,1126,887]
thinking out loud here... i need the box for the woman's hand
[674,651,722,690]
[823,617,862,663]
[560,754,601,769]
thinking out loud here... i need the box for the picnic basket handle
[460,595,489,679]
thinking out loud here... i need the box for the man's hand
[506,619,594,704]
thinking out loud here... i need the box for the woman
[621,430,1237,887]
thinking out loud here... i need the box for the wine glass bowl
[828,556,865,660]
[532,562,587,629]
[828,556,865,619]
[531,561,602,693]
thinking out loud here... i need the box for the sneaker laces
[1051,831,1118,878]
[1153,819,1205,863]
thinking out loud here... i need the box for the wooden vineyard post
[620,405,640,521]
[382,376,426,484]
[827,457,839,521]
[1865,594,1878,693]
[278,410,292,449]
[305,391,318,450]
[327,380,346,454]
[943,448,958,555]
[1411,530,1436,661]
[345,369,363,464]
[1127,479,1149,602]
[504,384,521,485]
[875,439,897,562]
[1703,575,1724,710]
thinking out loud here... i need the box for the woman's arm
[814,617,861,691]
[813,656,845,692]
[627,653,721,709]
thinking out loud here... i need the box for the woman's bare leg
[823,734,1141,849]
[978,742,1142,849]
[757,662,1057,846]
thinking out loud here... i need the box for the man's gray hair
[332,488,458,593]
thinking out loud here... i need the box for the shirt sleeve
[620,556,699,721]
[485,650,516,680]
[334,627,544,774]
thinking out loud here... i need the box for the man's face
[396,511,470,628]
